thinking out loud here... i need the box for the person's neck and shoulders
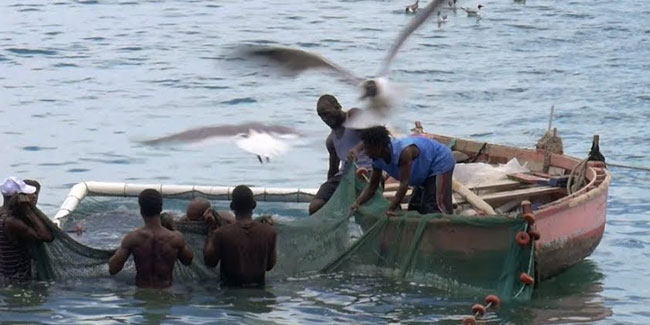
[110,189,193,289]
[216,210,276,238]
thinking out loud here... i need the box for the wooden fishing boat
[376,122,611,282]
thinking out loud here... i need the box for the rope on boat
[606,162,650,172]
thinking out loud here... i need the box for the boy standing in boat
[109,189,194,288]
[0,176,54,283]
[203,185,277,287]
[309,94,372,215]
[351,126,455,215]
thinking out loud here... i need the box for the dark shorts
[407,167,454,214]
[314,174,343,202]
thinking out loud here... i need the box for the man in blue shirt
[351,126,455,215]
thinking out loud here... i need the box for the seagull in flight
[230,0,448,129]
[142,122,300,163]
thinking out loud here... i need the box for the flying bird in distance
[142,122,300,163]
[229,0,448,129]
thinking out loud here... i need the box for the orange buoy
[522,212,536,225]
[528,229,541,240]
[485,294,501,308]
[472,304,486,316]
[516,231,531,246]
[462,316,477,325]
[520,272,535,285]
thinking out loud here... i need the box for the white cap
[1,176,36,196]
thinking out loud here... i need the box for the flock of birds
[406,0,484,22]
[145,0,485,163]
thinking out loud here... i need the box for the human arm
[6,201,53,243]
[387,145,420,212]
[21,203,54,242]
[348,142,364,162]
[160,212,177,231]
[326,135,340,179]
[203,229,220,268]
[109,233,134,275]
[266,229,277,271]
[350,166,383,212]
[175,233,194,266]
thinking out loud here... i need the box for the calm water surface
[1,0,649,323]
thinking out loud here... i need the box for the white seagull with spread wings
[230,0,448,129]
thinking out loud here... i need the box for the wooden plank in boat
[453,185,563,205]
[469,179,521,191]
[507,173,549,185]
[478,186,563,204]
[385,179,521,193]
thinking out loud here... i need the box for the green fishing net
[30,167,535,301]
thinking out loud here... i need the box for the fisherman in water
[0,176,54,283]
[109,189,194,288]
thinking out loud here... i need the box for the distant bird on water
[437,11,448,24]
[448,0,458,11]
[229,0,448,129]
[142,122,300,163]
[405,0,419,14]
[461,4,483,17]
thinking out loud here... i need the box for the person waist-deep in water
[0,177,53,283]
[203,185,277,287]
[109,189,194,288]
[351,126,455,216]
[180,197,235,225]
[309,94,372,215]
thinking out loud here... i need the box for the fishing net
[29,167,535,301]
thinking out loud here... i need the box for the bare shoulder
[122,228,146,248]
[168,229,187,246]
[257,222,277,237]
[347,107,362,118]
[325,132,335,146]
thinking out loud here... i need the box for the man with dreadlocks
[351,126,455,215]
[309,94,372,215]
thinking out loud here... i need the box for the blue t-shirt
[372,136,455,186]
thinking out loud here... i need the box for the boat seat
[454,185,564,206]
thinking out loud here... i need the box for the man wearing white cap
[1,176,54,283]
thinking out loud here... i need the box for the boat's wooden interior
[382,126,590,216]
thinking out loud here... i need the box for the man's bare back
[109,189,193,288]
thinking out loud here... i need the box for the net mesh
[30,167,534,301]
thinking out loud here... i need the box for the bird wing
[141,122,301,145]
[235,130,290,159]
[234,45,364,86]
[378,0,448,76]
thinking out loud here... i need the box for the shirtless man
[204,185,277,287]
[0,176,54,283]
[109,189,194,288]
[179,197,235,226]
[309,94,372,215]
